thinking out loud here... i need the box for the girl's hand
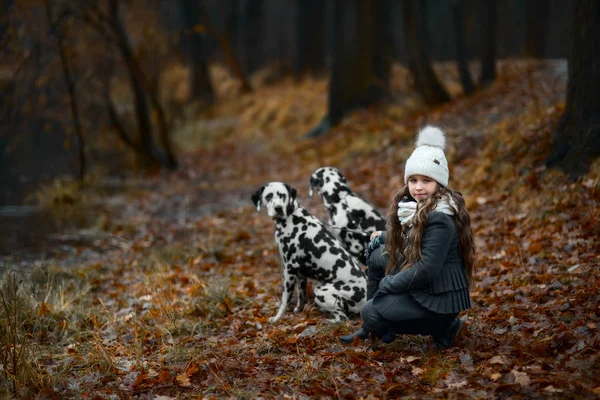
[370,231,382,240]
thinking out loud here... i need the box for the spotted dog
[309,167,386,264]
[251,182,367,323]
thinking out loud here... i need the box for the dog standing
[309,167,387,264]
[252,182,367,323]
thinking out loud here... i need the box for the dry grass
[0,263,94,398]
[29,179,88,228]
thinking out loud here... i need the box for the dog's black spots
[287,243,297,257]
[350,266,366,278]
[314,229,338,247]
[286,203,295,216]
[348,287,365,303]
[292,215,306,226]
[350,209,366,222]
[299,234,327,259]
[314,268,332,281]
[265,193,273,202]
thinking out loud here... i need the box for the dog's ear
[285,183,297,201]
[338,171,348,184]
[251,186,265,211]
[308,175,322,197]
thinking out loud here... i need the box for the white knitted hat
[404,126,449,186]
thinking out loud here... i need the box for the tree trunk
[238,0,263,75]
[306,0,389,137]
[198,0,252,93]
[402,0,450,106]
[108,0,165,169]
[294,0,326,78]
[451,0,474,95]
[525,0,549,58]
[179,0,214,104]
[372,0,392,98]
[546,0,600,177]
[45,2,86,182]
[479,0,497,85]
[0,0,14,42]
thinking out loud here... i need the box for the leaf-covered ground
[2,60,599,399]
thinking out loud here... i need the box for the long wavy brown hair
[384,184,476,284]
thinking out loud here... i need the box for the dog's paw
[268,316,280,323]
[293,305,305,313]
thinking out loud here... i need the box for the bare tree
[294,0,326,78]
[305,0,391,137]
[479,0,497,86]
[198,0,252,93]
[238,0,263,75]
[44,1,86,182]
[525,0,550,58]
[178,0,215,105]
[451,0,474,95]
[402,0,450,105]
[546,0,600,177]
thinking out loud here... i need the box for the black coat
[372,211,472,316]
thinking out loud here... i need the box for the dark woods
[1,0,595,207]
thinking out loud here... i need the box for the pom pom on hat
[416,126,446,150]
[404,125,449,186]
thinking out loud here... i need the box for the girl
[339,126,476,349]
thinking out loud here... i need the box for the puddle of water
[0,205,59,260]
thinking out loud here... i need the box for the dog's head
[251,182,298,220]
[309,167,352,206]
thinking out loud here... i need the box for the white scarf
[397,196,457,226]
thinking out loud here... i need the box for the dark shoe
[380,331,396,344]
[339,327,370,343]
[434,317,465,350]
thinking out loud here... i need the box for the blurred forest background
[0,0,575,206]
[1,1,599,397]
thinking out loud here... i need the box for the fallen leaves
[175,362,200,387]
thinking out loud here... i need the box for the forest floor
[1,59,599,399]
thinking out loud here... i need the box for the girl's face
[408,175,438,202]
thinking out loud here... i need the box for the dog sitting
[309,167,386,264]
[251,182,367,323]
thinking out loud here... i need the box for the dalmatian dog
[251,182,367,323]
[309,167,386,264]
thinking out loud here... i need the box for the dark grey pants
[364,246,456,338]
[360,293,457,338]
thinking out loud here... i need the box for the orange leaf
[176,362,200,387]
[38,302,52,317]
[528,241,543,253]
[157,369,172,384]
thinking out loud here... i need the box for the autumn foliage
[1,60,599,399]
